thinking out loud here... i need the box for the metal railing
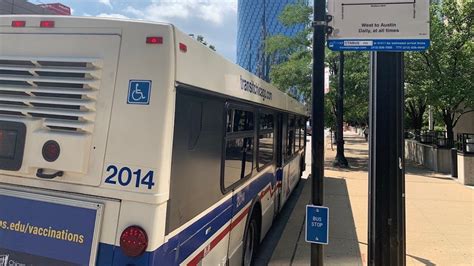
[405,130,454,148]
[419,130,435,144]
[457,133,474,154]
[433,131,453,148]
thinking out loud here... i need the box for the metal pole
[368,52,406,266]
[311,0,326,265]
[334,51,348,167]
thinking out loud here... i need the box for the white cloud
[98,0,113,8]
[119,0,238,62]
[124,0,237,24]
[146,3,190,21]
[123,6,144,17]
[97,13,129,19]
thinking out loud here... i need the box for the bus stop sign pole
[311,0,326,265]
[368,52,406,265]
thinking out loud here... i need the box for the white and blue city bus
[0,16,307,265]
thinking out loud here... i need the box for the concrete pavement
[257,131,474,266]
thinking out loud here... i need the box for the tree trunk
[334,51,349,168]
[442,110,455,148]
[406,99,426,132]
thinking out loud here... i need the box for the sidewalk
[261,131,474,266]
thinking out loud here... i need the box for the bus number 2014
[105,165,155,189]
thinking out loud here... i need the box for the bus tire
[242,211,260,266]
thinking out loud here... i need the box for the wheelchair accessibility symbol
[127,80,151,105]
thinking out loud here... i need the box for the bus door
[281,115,301,207]
[280,113,292,207]
[274,113,284,214]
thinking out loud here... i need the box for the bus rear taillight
[11,21,26,27]
[179,43,187,53]
[120,226,148,257]
[146,36,163,44]
[40,20,55,28]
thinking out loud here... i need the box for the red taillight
[42,140,60,162]
[179,43,187,53]
[146,36,163,44]
[40,20,55,28]
[120,226,148,257]
[11,21,26,27]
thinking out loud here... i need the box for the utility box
[456,134,474,185]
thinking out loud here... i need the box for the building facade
[38,3,71,15]
[0,0,70,15]
[236,0,305,81]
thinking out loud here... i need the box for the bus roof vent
[0,57,102,133]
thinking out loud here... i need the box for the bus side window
[297,117,303,151]
[223,108,255,190]
[257,112,274,170]
[286,115,295,158]
[167,91,225,234]
[300,117,306,149]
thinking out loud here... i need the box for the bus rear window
[0,129,18,159]
[0,121,26,171]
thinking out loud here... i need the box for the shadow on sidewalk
[359,241,436,266]
[405,161,453,180]
[254,179,307,266]
[257,176,363,266]
[326,156,369,172]
[326,134,369,173]
[323,177,363,265]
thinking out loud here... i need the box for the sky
[32,0,238,62]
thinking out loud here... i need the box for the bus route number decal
[105,165,155,189]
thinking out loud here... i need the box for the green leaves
[264,0,473,137]
[265,1,370,127]
[269,51,312,100]
[326,51,370,126]
[405,0,473,134]
[264,1,313,101]
[279,0,313,27]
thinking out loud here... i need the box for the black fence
[457,133,474,154]
[405,130,454,148]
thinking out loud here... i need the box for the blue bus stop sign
[305,205,329,245]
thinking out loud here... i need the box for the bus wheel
[243,214,259,266]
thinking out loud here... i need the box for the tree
[265,2,313,101]
[266,1,370,168]
[189,34,216,51]
[326,51,369,128]
[334,52,349,167]
[406,0,473,145]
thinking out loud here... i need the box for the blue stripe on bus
[97,171,277,265]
